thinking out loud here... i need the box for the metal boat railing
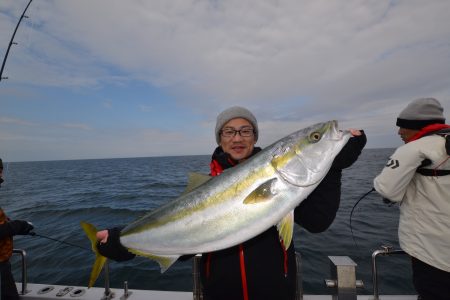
[371,245,406,300]
[12,246,409,299]
[12,248,29,295]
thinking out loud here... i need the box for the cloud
[62,123,91,131]
[102,100,112,109]
[0,116,36,126]
[139,105,153,113]
[16,2,446,101]
[1,0,450,161]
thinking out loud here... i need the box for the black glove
[8,220,34,236]
[97,227,136,262]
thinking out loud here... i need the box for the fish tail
[80,221,107,288]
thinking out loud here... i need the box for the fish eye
[309,132,321,142]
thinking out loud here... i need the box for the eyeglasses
[220,127,255,138]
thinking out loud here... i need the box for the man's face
[219,118,256,162]
[398,127,420,143]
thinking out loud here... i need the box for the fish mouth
[336,129,350,140]
[328,120,348,141]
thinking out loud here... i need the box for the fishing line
[30,232,91,252]
[349,187,375,250]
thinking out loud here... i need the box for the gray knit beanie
[215,106,258,144]
[396,98,445,130]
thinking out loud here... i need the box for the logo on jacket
[386,158,399,169]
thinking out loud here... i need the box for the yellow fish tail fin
[80,221,107,288]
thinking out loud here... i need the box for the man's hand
[383,198,396,206]
[9,220,34,235]
[96,227,136,262]
[349,129,362,136]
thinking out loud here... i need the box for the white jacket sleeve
[373,143,425,202]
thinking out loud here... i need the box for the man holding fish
[84,107,366,300]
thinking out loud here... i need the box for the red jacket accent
[409,124,450,142]
[0,208,13,262]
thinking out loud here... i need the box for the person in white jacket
[374,98,450,300]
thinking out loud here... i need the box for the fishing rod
[29,231,91,252]
[0,0,34,82]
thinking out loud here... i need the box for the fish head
[271,120,351,187]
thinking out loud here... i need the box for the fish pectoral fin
[80,221,107,288]
[182,172,212,195]
[128,248,180,273]
[243,178,278,204]
[276,211,294,250]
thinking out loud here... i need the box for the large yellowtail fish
[82,120,351,287]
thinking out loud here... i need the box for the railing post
[12,249,29,295]
[192,255,203,300]
[295,251,303,300]
[325,256,363,300]
[371,245,406,300]
[101,260,114,300]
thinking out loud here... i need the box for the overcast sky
[1,0,449,162]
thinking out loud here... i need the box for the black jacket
[0,224,11,240]
[200,133,367,300]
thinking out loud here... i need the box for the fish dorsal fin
[276,211,294,250]
[127,248,179,273]
[243,178,278,204]
[182,172,211,195]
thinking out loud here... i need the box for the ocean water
[0,149,415,295]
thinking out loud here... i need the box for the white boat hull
[17,283,417,300]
